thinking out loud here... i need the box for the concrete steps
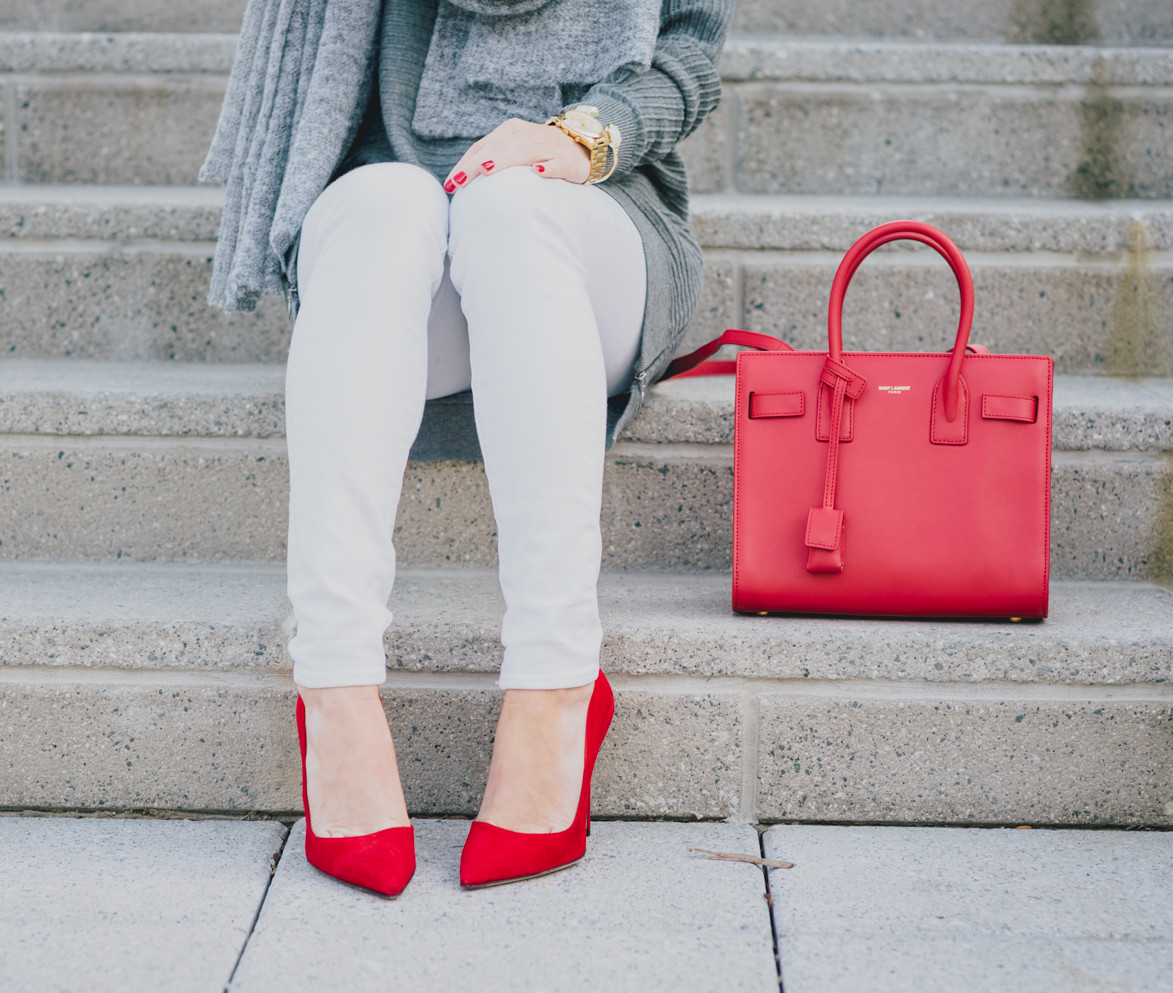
[0,361,1169,578]
[0,35,1170,196]
[0,7,1169,829]
[2,186,1170,374]
[2,0,1170,44]
[2,561,1170,824]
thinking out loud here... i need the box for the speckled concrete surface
[733,87,1173,199]
[2,363,1170,451]
[3,38,1171,195]
[0,252,289,363]
[0,30,236,71]
[229,819,778,993]
[756,695,1173,826]
[0,675,746,819]
[719,40,1173,86]
[386,686,744,820]
[763,824,1173,993]
[737,260,1173,378]
[690,194,1173,253]
[14,78,226,185]
[0,436,1165,577]
[1,816,286,993]
[3,565,1172,686]
[733,0,1173,42]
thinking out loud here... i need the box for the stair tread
[2,32,1171,84]
[5,185,1172,253]
[0,561,1169,684]
[1,359,1169,451]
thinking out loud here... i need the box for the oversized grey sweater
[349,0,732,443]
[206,0,733,446]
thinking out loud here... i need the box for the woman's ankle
[297,682,383,708]
[297,682,411,833]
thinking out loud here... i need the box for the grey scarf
[200,0,382,311]
[412,0,661,138]
[201,0,658,311]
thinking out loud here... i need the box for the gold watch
[545,105,622,184]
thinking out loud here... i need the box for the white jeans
[285,162,646,689]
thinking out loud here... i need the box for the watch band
[546,107,621,185]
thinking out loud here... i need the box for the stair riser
[0,443,1168,579]
[3,75,1171,199]
[733,0,1173,45]
[755,694,1173,824]
[692,256,1173,378]
[3,0,1169,44]
[0,251,289,363]
[682,88,1173,199]
[0,0,248,33]
[3,251,1169,375]
[2,677,1168,826]
[0,679,744,820]
[3,77,225,185]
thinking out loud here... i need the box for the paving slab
[761,824,1173,993]
[1,815,286,993]
[229,818,779,993]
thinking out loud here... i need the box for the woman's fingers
[532,147,591,184]
[442,119,590,192]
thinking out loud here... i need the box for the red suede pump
[296,696,416,898]
[459,670,615,889]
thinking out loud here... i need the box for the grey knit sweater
[333,0,733,444]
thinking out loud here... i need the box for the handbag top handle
[828,221,975,422]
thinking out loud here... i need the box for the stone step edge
[1,562,1170,686]
[2,33,1172,86]
[4,185,1172,254]
[1,360,1169,452]
[4,665,1169,825]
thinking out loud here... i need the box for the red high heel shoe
[459,670,615,889]
[296,696,416,898]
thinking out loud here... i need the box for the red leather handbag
[664,221,1053,618]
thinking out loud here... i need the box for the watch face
[561,110,604,139]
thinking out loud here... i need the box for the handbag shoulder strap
[659,329,793,381]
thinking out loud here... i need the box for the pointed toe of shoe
[459,819,585,888]
[305,824,416,898]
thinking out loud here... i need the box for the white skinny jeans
[285,162,646,689]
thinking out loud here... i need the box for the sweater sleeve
[568,0,733,183]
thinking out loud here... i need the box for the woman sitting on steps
[201,0,733,896]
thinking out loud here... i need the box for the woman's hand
[442,117,591,193]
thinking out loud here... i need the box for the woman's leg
[447,166,646,831]
[285,162,450,834]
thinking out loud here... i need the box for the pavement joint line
[223,826,287,993]
[5,664,1169,702]
[3,81,16,183]
[757,828,785,993]
[737,688,761,824]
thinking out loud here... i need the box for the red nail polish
[454,172,467,185]
[444,181,455,193]
[482,160,494,170]
[536,164,545,173]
